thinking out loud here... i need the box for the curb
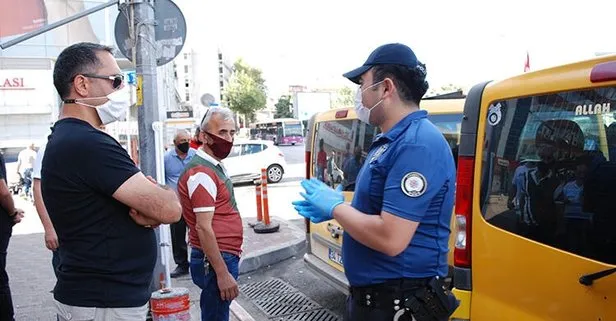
[230,300,256,321]
[238,218,306,275]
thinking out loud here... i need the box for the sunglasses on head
[81,73,124,89]
[199,108,210,128]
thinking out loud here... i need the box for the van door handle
[326,223,343,239]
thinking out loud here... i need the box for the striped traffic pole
[253,168,280,234]
[261,168,270,226]
[255,183,263,223]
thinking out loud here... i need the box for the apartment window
[184,66,189,73]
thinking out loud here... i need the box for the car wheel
[267,165,283,183]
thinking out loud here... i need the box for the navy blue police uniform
[341,44,458,321]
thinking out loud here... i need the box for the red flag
[524,51,530,72]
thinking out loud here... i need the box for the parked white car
[222,139,287,184]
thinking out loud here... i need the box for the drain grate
[254,292,321,317]
[240,278,297,300]
[240,278,341,321]
[274,309,340,321]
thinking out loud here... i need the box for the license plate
[328,248,343,266]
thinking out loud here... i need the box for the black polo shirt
[42,118,156,307]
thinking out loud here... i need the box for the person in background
[190,126,203,150]
[327,150,337,186]
[508,159,538,218]
[1,150,25,321]
[554,156,592,255]
[607,123,616,162]
[342,146,363,190]
[16,143,37,200]
[164,130,197,278]
[32,136,61,279]
[316,139,327,182]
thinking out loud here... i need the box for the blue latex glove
[293,200,330,223]
[293,179,344,222]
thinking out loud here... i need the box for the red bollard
[261,168,271,226]
[253,168,279,234]
[255,183,263,223]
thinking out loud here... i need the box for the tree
[426,83,463,97]
[274,95,293,118]
[333,86,354,109]
[225,59,268,121]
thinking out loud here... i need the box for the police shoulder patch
[401,172,427,197]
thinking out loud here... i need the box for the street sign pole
[130,0,167,293]
[117,0,188,298]
[132,0,157,179]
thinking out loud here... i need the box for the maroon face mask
[205,131,233,159]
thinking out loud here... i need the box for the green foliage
[274,95,293,118]
[333,86,354,109]
[225,59,268,118]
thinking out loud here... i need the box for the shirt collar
[378,109,428,142]
[170,147,179,157]
[196,148,220,166]
[196,148,229,176]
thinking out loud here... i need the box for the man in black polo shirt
[43,42,182,320]
[1,151,24,321]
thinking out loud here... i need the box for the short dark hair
[53,42,114,99]
[371,63,429,105]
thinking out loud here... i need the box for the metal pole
[0,0,118,49]
[134,0,157,203]
[153,121,172,289]
[131,0,166,293]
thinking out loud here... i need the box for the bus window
[252,119,304,145]
[283,121,303,137]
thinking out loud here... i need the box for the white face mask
[354,81,384,125]
[75,87,131,125]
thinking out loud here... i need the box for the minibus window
[312,119,379,191]
[480,87,616,265]
[428,113,463,168]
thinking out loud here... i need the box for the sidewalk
[6,216,305,320]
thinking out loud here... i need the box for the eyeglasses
[81,73,124,89]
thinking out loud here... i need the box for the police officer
[294,43,458,321]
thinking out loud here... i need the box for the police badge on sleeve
[401,172,427,197]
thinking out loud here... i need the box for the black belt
[350,278,431,309]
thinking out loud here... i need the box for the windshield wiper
[579,267,616,286]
